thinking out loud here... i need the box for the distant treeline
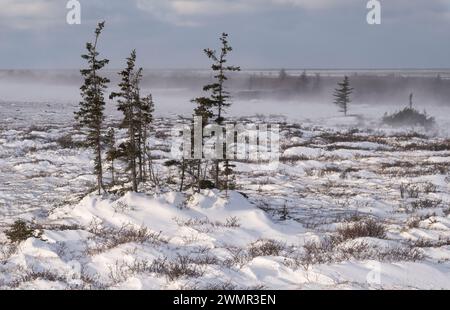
[1,69,449,105]
[233,72,450,105]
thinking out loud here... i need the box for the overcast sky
[0,0,449,69]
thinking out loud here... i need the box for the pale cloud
[0,0,53,17]
[171,0,249,15]
[270,0,355,10]
[136,0,450,26]
[135,0,355,25]
[0,0,61,30]
[135,0,254,26]
[1,0,448,30]
[0,0,449,68]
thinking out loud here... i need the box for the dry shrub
[400,183,420,199]
[3,268,67,289]
[0,242,18,263]
[411,199,442,209]
[153,255,209,281]
[289,236,423,270]
[376,246,423,262]
[223,239,291,269]
[189,281,266,290]
[412,237,450,248]
[174,216,240,232]
[248,239,286,258]
[223,246,251,268]
[406,217,421,229]
[86,223,166,255]
[108,254,211,283]
[336,219,386,241]
[56,134,84,149]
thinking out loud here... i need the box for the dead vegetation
[336,219,387,241]
[248,239,287,257]
[108,253,215,283]
[86,223,167,255]
[317,131,387,145]
[289,237,423,270]
[283,217,424,270]
[223,239,293,268]
[400,181,441,198]
[1,269,67,289]
[382,162,449,177]
[174,216,241,232]
[410,199,442,209]
[411,237,450,248]
[0,242,18,263]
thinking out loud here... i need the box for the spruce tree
[192,33,240,188]
[279,69,288,81]
[132,68,145,183]
[205,33,241,124]
[222,160,236,195]
[110,50,139,192]
[333,76,353,116]
[75,21,110,195]
[139,94,154,182]
[298,70,309,93]
[110,50,154,191]
[130,69,154,183]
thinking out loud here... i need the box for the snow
[1,98,450,290]
[283,147,322,159]
[1,185,449,289]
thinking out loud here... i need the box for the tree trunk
[180,159,186,192]
[138,130,143,183]
[131,157,138,192]
[130,125,138,192]
[197,161,201,193]
[96,137,103,195]
[111,159,115,186]
[214,160,220,188]
[142,127,148,182]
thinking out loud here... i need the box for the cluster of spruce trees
[189,33,241,192]
[75,22,154,195]
[75,21,355,196]
[166,33,241,194]
[75,22,241,195]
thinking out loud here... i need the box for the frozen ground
[1,97,450,289]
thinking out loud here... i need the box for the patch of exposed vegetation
[383,108,435,129]
[5,220,43,243]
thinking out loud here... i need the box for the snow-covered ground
[1,96,450,289]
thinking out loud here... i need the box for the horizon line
[1,68,450,72]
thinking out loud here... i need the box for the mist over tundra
[2,69,450,135]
